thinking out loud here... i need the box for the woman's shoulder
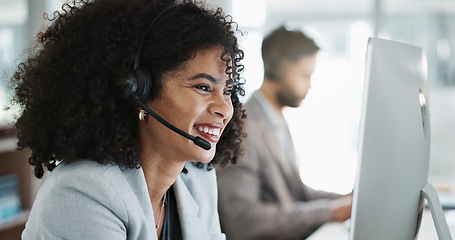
[41,159,144,201]
[45,159,121,184]
[23,160,151,240]
[35,159,129,207]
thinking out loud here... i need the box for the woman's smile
[194,123,224,142]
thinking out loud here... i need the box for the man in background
[216,26,352,240]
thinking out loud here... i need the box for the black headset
[123,3,178,102]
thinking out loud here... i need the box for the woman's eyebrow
[188,73,217,83]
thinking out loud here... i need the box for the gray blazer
[22,160,225,240]
[216,93,340,240]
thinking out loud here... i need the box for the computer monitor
[349,38,452,240]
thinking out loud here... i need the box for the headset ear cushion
[124,66,152,102]
[123,71,136,99]
[134,66,152,102]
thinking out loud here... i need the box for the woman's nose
[209,93,233,120]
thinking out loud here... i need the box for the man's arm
[216,146,334,240]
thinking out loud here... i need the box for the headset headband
[133,3,179,70]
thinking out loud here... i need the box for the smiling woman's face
[139,46,234,163]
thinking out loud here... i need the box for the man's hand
[330,194,352,222]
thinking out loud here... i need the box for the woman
[12,0,245,239]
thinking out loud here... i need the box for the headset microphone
[130,95,212,150]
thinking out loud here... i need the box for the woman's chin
[191,147,216,163]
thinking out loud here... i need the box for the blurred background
[210,0,455,196]
[0,0,454,237]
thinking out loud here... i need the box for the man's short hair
[262,26,319,80]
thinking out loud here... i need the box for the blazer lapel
[173,173,207,240]
[247,97,285,168]
[262,128,297,204]
[247,95,300,204]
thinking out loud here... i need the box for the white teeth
[213,128,220,136]
[197,126,221,137]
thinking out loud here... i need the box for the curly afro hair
[12,0,246,178]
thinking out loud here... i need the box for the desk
[307,209,455,240]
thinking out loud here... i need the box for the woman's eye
[195,85,211,92]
